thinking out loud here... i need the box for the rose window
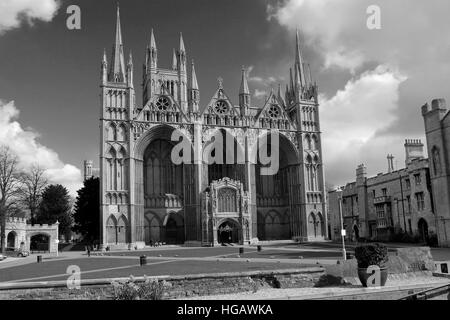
[268,105,281,118]
[214,100,229,114]
[156,96,171,111]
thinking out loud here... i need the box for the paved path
[181,277,450,300]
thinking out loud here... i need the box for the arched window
[107,123,116,141]
[107,148,117,190]
[117,124,127,141]
[305,134,312,150]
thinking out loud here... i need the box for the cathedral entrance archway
[163,212,184,244]
[254,132,297,240]
[217,219,240,244]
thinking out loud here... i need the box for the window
[375,204,385,219]
[415,192,425,211]
[156,96,171,110]
[268,105,281,119]
[372,190,376,198]
[406,195,411,213]
[214,100,229,114]
[414,174,421,186]
[405,179,411,189]
[382,188,387,196]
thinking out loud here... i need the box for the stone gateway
[99,7,327,249]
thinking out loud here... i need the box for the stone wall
[0,268,325,300]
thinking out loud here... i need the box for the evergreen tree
[72,177,100,242]
[37,184,72,238]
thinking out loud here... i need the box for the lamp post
[337,188,347,260]
[55,220,60,257]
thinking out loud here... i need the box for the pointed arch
[117,123,127,141]
[316,212,324,237]
[117,215,129,244]
[144,212,162,244]
[106,122,117,141]
[106,215,118,244]
[308,212,316,237]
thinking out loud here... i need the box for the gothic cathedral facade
[100,7,328,248]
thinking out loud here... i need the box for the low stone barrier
[0,267,325,300]
[324,246,437,285]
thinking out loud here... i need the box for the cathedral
[100,7,327,248]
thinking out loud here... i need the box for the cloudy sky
[0,0,449,194]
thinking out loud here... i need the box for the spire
[239,66,250,95]
[239,67,250,116]
[109,4,126,82]
[178,32,186,73]
[289,67,294,93]
[126,51,134,88]
[148,28,157,68]
[190,59,199,90]
[127,51,133,66]
[188,59,199,113]
[150,28,156,49]
[172,49,177,70]
[179,32,186,53]
[294,63,301,90]
[295,28,306,87]
[101,49,108,85]
[102,49,107,65]
[277,83,285,105]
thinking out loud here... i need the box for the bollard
[257,245,262,252]
[140,255,147,266]
[239,247,244,255]
[37,255,42,263]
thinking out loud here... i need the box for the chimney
[404,139,424,166]
[387,154,394,173]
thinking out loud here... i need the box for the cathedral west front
[100,7,328,248]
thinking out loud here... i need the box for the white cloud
[0,100,82,195]
[254,89,267,99]
[320,65,407,185]
[268,0,450,73]
[0,0,60,34]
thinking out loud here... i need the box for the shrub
[111,276,169,300]
[354,243,389,268]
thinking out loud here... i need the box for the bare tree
[20,164,48,224]
[0,146,22,253]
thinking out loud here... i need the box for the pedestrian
[87,244,91,257]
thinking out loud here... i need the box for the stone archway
[316,212,325,238]
[217,219,240,244]
[308,212,317,237]
[252,131,300,240]
[7,231,16,249]
[163,212,184,244]
[106,215,118,244]
[144,213,162,244]
[30,233,50,252]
